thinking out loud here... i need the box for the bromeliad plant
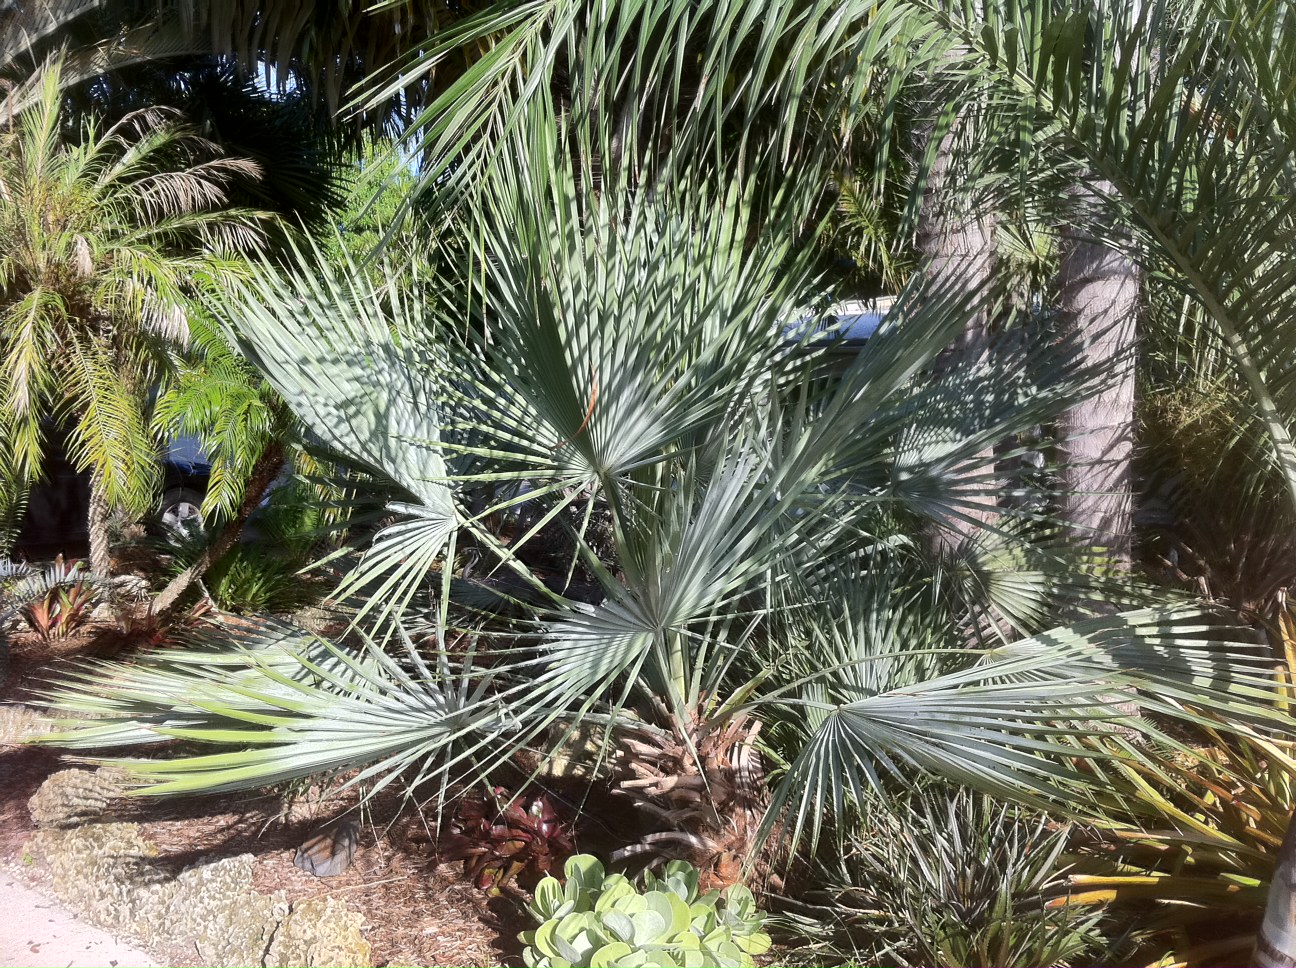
[443,786,576,893]
[781,787,1105,967]
[6,559,101,641]
[522,854,771,968]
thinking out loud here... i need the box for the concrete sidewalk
[0,873,156,968]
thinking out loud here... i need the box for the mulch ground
[0,621,546,967]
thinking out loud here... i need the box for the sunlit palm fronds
[0,1,489,132]
[36,114,1290,869]
[368,0,948,200]
[28,0,1296,888]
[151,314,293,522]
[927,0,1296,512]
[0,60,274,556]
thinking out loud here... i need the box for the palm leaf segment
[226,246,457,630]
[39,615,509,798]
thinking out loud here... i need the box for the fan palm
[0,62,270,574]
[333,0,1296,540]
[33,90,1288,884]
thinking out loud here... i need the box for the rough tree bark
[87,474,112,576]
[1057,179,1140,568]
[916,114,999,555]
[150,442,286,617]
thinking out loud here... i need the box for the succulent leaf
[589,942,634,968]
[594,878,636,912]
[534,876,565,920]
[566,855,606,894]
[602,912,635,945]
[521,855,765,968]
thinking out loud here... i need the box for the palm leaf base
[611,712,766,888]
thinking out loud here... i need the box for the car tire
[158,486,206,539]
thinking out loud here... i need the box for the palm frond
[765,589,1279,854]
[37,616,510,797]
[1,57,278,524]
[933,0,1296,512]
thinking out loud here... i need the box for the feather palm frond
[0,58,277,522]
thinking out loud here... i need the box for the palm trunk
[612,712,766,888]
[916,115,999,555]
[87,475,112,577]
[1058,180,1139,567]
[150,442,285,617]
[1256,809,1296,966]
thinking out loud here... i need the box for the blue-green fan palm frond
[32,153,1289,866]
[28,0,1296,883]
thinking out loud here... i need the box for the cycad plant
[0,62,268,575]
[32,91,1288,884]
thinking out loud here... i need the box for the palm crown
[0,62,269,568]
[36,120,1285,882]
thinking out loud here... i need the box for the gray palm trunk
[1256,809,1296,966]
[87,475,112,577]
[1057,180,1139,568]
[916,117,999,555]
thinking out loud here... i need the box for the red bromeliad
[442,787,575,893]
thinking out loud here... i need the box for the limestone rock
[539,721,617,780]
[28,823,162,933]
[26,820,369,967]
[268,897,372,967]
[29,768,127,828]
[146,854,283,966]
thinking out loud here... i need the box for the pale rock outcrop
[25,772,372,967]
